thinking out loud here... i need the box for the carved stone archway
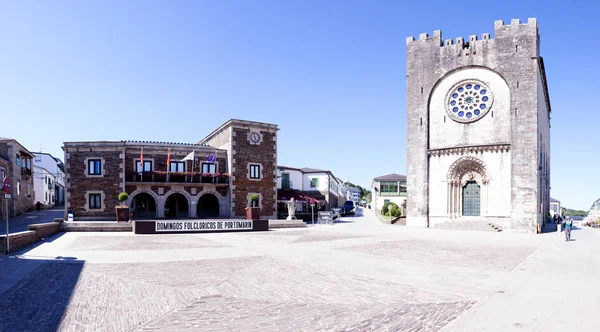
[446,157,489,218]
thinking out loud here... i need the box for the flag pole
[191,150,195,183]
[167,148,171,182]
[213,150,217,183]
[140,147,143,182]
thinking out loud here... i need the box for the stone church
[406,18,551,233]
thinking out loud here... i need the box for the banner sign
[155,220,253,232]
[134,219,268,234]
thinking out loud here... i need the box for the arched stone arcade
[164,192,190,219]
[197,193,220,218]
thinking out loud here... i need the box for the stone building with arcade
[63,119,278,221]
[405,18,551,233]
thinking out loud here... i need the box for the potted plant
[116,192,130,222]
[245,194,260,220]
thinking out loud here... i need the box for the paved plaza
[1,209,600,331]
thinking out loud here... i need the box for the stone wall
[406,19,549,233]
[0,222,61,253]
[231,126,277,219]
[65,145,123,218]
[0,141,35,216]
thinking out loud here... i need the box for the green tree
[562,207,587,217]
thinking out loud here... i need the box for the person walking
[565,216,572,241]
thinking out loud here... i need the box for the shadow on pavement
[0,256,84,331]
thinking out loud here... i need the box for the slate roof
[550,197,560,203]
[373,173,407,181]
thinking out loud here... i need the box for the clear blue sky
[0,1,596,210]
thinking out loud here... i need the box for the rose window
[445,80,494,123]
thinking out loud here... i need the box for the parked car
[343,201,355,215]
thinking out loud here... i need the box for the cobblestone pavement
[2,211,600,331]
[342,239,537,271]
[66,234,230,251]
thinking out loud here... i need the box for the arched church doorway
[462,181,481,216]
[131,193,157,219]
[165,193,189,218]
[197,194,220,218]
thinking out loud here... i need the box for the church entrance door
[462,181,480,216]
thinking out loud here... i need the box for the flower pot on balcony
[116,207,130,222]
[245,207,260,220]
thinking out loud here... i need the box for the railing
[282,181,293,190]
[126,171,229,184]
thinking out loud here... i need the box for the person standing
[565,217,572,241]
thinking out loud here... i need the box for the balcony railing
[21,168,32,176]
[282,181,293,190]
[126,171,229,184]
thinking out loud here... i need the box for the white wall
[303,173,328,192]
[429,151,512,225]
[277,168,303,190]
[429,67,511,150]
[33,165,56,206]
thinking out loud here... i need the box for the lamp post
[3,176,11,254]
[311,203,315,225]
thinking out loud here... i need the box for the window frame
[202,162,216,174]
[380,181,399,196]
[281,173,290,189]
[135,160,153,173]
[89,193,102,209]
[170,161,185,173]
[249,164,261,180]
[310,177,319,188]
[88,159,102,175]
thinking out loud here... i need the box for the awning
[277,189,321,204]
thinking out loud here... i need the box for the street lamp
[311,203,315,224]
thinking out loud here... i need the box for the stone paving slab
[66,234,230,251]
[343,239,537,271]
[137,296,475,332]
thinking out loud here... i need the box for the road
[4,206,64,234]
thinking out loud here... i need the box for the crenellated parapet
[406,18,537,51]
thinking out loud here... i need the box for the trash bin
[67,210,74,222]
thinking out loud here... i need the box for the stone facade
[200,119,279,219]
[406,18,551,233]
[0,139,35,217]
[64,119,278,221]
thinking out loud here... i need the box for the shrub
[117,192,129,208]
[382,202,398,215]
[387,205,401,217]
[249,194,259,207]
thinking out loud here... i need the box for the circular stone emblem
[445,80,494,123]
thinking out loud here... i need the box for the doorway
[164,193,189,218]
[131,193,157,219]
[462,181,481,216]
[197,194,220,218]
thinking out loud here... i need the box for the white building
[371,173,407,214]
[347,186,360,204]
[33,152,65,206]
[276,166,346,211]
[33,165,56,207]
[550,198,561,216]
